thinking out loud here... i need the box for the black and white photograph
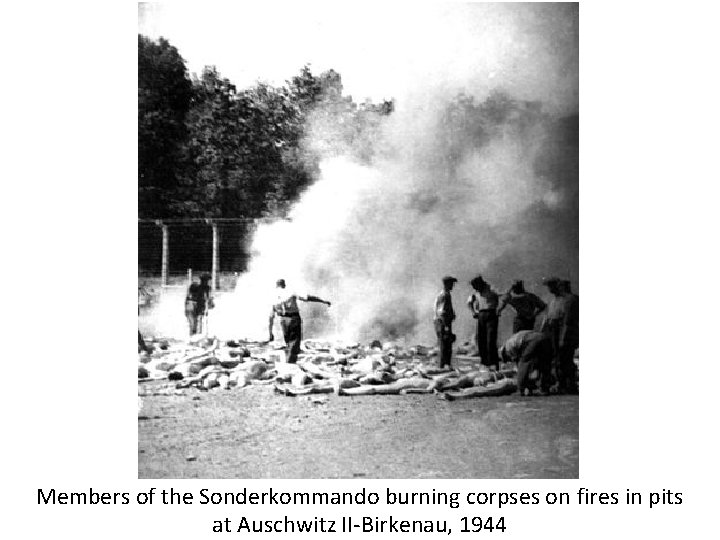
[8,0,720,537]
[137,1,579,479]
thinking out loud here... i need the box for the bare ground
[138,383,578,479]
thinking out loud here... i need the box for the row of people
[434,275,579,395]
[174,273,577,395]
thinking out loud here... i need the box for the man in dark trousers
[558,279,579,392]
[497,279,547,332]
[138,331,150,354]
[268,279,331,364]
[185,274,214,336]
[500,330,553,396]
[467,275,500,370]
[541,277,579,394]
[433,276,458,369]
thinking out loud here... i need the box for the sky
[138,2,578,112]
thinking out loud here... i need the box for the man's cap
[442,275,458,284]
[470,275,487,289]
[542,276,561,286]
[511,279,524,290]
[200,273,212,282]
[276,278,286,287]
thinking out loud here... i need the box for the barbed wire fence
[138,218,264,299]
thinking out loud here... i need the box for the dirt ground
[138,383,578,479]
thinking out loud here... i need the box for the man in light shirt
[467,275,500,370]
[268,279,331,363]
[433,275,458,369]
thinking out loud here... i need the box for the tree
[138,35,192,217]
[139,47,395,221]
[178,67,308,219]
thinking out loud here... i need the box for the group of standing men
[176,273,578,396]
[433,275,579,395]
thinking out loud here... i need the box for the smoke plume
[185,4,579,345]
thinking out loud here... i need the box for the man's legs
[543,321,561,388]
[196,314,205,335]
[515,357,532,394]
[187,312,197,335]
[485,313,499,369]
[435,319,452,368]
[185,300,197,335]
[536,336,554,392]
[476,313,490,366]
[281,316,302,363]
[475,317,485,361]
[138,331,149,353]
[557,340,579,393]
[435,319,443,367]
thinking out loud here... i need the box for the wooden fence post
[211,221,219,291]
[156,221,169,287]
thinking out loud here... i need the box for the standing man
[185,274,214,336]
[499,330,553,396]
[541,277,579,394]
[497,280,547,332]
[138,331,150,354]
[467,275,500,370]
[138,284,151,353]
[434,276,458,369]
[268,279,331,364]
[559,279,579,392]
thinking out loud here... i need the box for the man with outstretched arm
[268,279,331,364]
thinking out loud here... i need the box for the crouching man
[499,330,553,396]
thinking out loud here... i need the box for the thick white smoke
[154,3,579,345]
[212,105,577,344]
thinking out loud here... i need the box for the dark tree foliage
[436,90,544,175]
[138,36,394,221]
[177,67,314,219]
[138,35,192,217]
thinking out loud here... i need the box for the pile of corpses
[138,338,519,401]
